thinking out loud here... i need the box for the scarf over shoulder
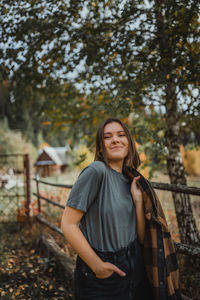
[131,168,182,300]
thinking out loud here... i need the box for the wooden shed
[34,146,70,177]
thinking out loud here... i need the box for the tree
[1,0,199,245]
[0,0,73,146]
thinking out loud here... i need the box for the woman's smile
[111,146,123,150]
[110,146,125,153]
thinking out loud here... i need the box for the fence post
[24,154,31,219]
[36,173,41,213]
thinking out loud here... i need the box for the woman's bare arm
[134,198,145,244]
[61,206,125,278]
[131,176,145,244]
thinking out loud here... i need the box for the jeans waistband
[92,239,139,260]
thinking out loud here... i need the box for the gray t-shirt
[66,161,137,252]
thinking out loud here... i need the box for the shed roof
[35,146,70,166]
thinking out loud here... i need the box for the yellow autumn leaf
[93,117,97,125]
[149,104,154,111]
[108,52,117,61]
[42,121,51,126]
[166,74,170,80]
[107,32,112,38]
[177,41,183,48]
[70,43,77,49]
[98,94,103,103]
[54,122,62,127]
[130,31,136,35]
[41,57,46,63]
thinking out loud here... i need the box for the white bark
[165,81,200,246]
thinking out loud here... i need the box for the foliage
[66,0,199,101]
[0,0,200,172]
[0,0,73,146]
[72,144,95,169]
[61,0,200,157]
[0,119,37,163]
[180,145,200,176]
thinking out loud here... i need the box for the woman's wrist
[91,259,105,275]
[92,260,114,278]
[132,195,143,204]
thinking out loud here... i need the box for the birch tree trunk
[165,81,200,246]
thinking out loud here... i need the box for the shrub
[180,145,200,176]
[0,119,37,164]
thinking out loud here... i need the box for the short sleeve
[66,165,103,212]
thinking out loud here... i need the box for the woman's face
[103,122,129,163]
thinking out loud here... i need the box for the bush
[180,145,200,176]
[71,144,94,170]
[0,119,37,164]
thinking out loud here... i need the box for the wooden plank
[151,181,200,196]
[35,214,64,235]
[174,242,200,257]
[33,193,65,209]
[37,234,74,281]
[33,177,200,196]
[33,178,73,189]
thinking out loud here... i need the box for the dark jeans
[74,239,154,300]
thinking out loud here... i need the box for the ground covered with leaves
[0,221,74,299]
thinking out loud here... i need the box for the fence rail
[33,177,200,196]
[33,178,73,189]
[32,192,65,209]
[151,181,200,196]
[33,176,200,257]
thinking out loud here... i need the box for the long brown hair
[94,118,140,176]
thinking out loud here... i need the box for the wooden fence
[33,176,200,257]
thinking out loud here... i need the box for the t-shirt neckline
[106,165,130,182]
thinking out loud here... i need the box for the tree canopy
[1,0,199,140]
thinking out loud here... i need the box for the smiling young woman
[61,117,154,300]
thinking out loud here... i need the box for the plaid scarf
[131,168,182,300]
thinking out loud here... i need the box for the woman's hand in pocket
[94,261,126,279]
